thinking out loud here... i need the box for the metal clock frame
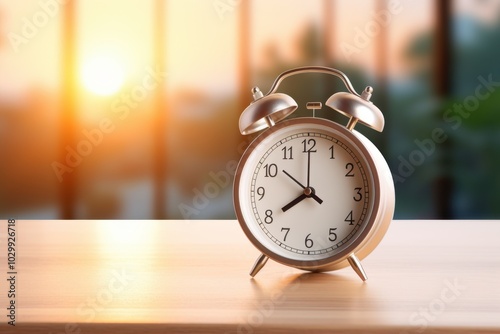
[233,66,395,281]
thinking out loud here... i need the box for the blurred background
[0,0,499,220]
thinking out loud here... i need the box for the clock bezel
[234,117,383,270]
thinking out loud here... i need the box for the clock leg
[348,253,368,281]
[249,254,269,277]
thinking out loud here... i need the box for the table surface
[0,219,499,333]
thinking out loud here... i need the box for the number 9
[257,187,265,201]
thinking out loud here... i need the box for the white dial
[235,118,379,265]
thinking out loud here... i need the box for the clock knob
[326,86,385,132]
[306,102,322,118]
[239,87,298,135]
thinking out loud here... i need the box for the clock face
[235,118,379,265]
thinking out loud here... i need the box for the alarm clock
[233,66,395,281]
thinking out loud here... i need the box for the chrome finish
[326,88,384,132]
[234,118,395,277]
[347,253,368,281]
[249,253,269,277]
[346,117,359,131]
[306,102,322,110]
[252,86,264,100]
[361,86,373,101]
[239,91,297,135]
[306,102,322,118]
[265,66,360,97]
[239,67,384,135]
[234,67,394,281]
[264,116,275,128]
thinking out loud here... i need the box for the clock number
[263,163,277,177]
[264,209,273,224]
[256,186,265,201]
[329,145,335,159]
[353,188,363,202]
[345,210,354,225]
[345,163,355,177]
[302,139,317,153]
[305,233,314,248]
[328,228,338,242]
[281,146,293,160]
[281,227,290,241]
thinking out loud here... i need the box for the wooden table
[1,220,499,333]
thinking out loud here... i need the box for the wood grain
[1,220,499,333]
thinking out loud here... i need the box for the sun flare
[81,55,125,96]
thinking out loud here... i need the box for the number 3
[353,188,362,202]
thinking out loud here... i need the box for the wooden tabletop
[1,219,499,333]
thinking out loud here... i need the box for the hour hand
[282,193,307,212]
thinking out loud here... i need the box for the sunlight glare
[81,55,125,96]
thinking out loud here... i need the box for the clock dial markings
[234,79,393,280]
[243,123,373,260]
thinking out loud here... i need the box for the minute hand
[307,151,311,188]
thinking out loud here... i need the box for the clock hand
[282,170,323,204]
[307,151,311,188]
[282,193,307,212]
[305,150,324,204]
[310,191,323,204]
[283,170,306,189]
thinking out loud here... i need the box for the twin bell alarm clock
[233,66,395,281]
